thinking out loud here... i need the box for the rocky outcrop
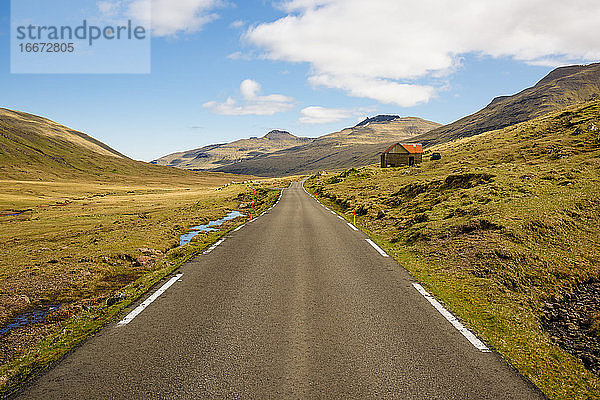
[355,115,400,127]
[542,282,600,375]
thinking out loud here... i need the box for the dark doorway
[409,156,415,166]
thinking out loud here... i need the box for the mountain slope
[413,63,600,146]
[0,108,235,182]
[305,99,600,400]
[152,130,312,171]
[214,116,441,177]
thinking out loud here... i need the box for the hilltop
[152,130,312,171]
[153,116,440,177]
[414,62,600,146]
[354,115,401,127]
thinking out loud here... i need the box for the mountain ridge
[0,107,128,160]
[0,108,234,182]
[213,116,441,176]
[152,129,313,171]
[413,62,600,146]
[354,115,400,127]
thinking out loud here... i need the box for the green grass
[0,107,298,396]
[306,99,600,399]
[0,173,282,397]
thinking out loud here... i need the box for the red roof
[382,143,423,154]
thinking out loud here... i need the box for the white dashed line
[347,222,358,231]
[118,273,183,326]
[365,239,389,257]
[337,215,345,221]
[412,283,491,352]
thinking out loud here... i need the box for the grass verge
[305,100,600,400]
[0,175,281,398]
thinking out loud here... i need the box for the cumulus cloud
[203,79,295,115]
[99,0,223,36]
[299,106,354,124]
[245,0,600,106]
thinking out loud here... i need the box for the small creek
[179,211,245,246]
[0,211,26,217]
[0,305,60,336]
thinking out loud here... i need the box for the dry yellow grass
[306,99,600,400]
[0,171,286,396]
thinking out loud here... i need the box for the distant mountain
[414,62,600,146]
[214,117,441,177]
[355,115,400,127]
[0,108,221,181]
[152,130,312,171]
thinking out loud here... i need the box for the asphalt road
[17,181,546,399]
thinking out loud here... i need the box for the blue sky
[1,1,598,161]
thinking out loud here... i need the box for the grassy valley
[3,62,600,399]
[306,99,600,399]
[0,110,286,396]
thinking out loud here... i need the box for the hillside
[152,130,312,171]
[0,107,267,396]
[214,116,441,177]
[414,62,600,146]
[0,108,233,183]
[306,99,600,399]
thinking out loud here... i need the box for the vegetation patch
[0,172,283,397]
[306,99,600,400]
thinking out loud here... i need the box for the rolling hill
[413,62,600,146]
[0,108,235,183]
[155,116,440,177]
[152,130,312,171]
[214,116,440,177]
[155,64,600,178]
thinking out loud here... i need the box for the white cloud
[308,74,435,106]
[245,0,600,106]
[230,20,245,29]
[240,79,260,98]
[101,0,223,36]
[227,51,249,60]
[299,106,353,124]
[203,79,295,115]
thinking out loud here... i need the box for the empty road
[17,181,545,399]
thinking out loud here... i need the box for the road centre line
[412,283,491,353]
[117,273,183,326]
[365,239,389,257]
